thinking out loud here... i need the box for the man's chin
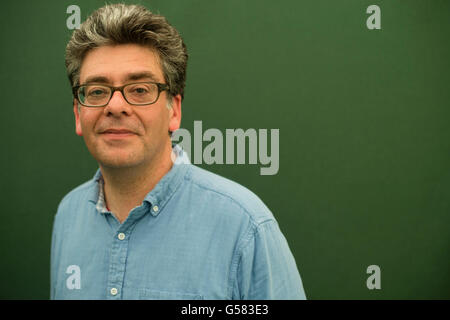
[95,154,143,170]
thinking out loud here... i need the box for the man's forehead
[79,44,164,84]
[83,71,161,85]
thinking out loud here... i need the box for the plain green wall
[0,0,449,299]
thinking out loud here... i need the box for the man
[51,3,306,300]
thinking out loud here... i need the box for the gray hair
[65,3,188,100]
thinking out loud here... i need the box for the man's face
[74,44,181,170]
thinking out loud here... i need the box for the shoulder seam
[184,170,274,226]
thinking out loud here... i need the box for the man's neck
[100,144,174,223]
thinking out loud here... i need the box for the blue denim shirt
[51,145,306,300]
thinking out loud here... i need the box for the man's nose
[103,90,132,116]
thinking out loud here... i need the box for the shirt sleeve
[234,220,307,300]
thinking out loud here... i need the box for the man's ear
[73,99,83,136]
[168,94,182,133]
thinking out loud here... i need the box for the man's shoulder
[184,164,275,224]
[57,177,96,214]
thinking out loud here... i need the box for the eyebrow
[83,71,160,85]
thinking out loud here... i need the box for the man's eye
[132,87,149,94]
[88,88,108,96]
[89,89,105,97]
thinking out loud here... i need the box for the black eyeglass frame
[72,81,170,107]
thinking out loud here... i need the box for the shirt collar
[89,143,191,217]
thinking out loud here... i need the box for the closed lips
[103,129,135,134]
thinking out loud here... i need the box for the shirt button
[118,233,126,240]
[153,205,159,212]
[110,288,118,296]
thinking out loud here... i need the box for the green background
[0,0,449,299]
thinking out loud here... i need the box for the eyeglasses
[73,81,170,107]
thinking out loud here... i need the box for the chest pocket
[139,289,204,300]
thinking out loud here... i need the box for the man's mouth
[103,129,135,134]
[100,128,137,139]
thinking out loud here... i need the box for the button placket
[106,206,147,300]
[106,230,130,299]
